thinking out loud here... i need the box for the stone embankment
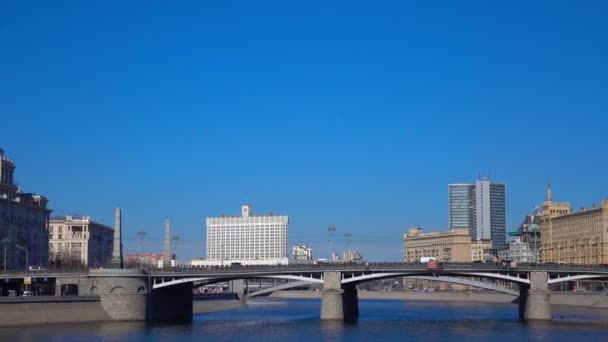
[0,296,110,327]
[0,294,243,327]
[269,290,608,308]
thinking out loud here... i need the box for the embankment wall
[0,296,110,327]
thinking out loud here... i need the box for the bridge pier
[321,272,344,320]
[342,284,359,322]
[229,279,246,301]
[320,272,358,322]
[84,269,192,322]
[55,279,62,296]
[519,271,551,321]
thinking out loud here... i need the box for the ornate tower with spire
[541,179,569,219]
[540,180,571,263]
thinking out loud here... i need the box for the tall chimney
[163,217,171,268]
[112,207,123,268]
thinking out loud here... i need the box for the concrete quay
[270,290,608,309]
[0,296,110,327]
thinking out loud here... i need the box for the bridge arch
[341,271,530,286]
[110,286,126,294]
[548,274,608,284]
[247,275,519,298]
[152,274,323,290]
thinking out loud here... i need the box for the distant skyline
[2,2,608,261]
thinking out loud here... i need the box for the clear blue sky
[2,1,607,261]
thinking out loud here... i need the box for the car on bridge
[28,266,46,271]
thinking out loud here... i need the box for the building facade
[499,236,536,263]
[343,250,364,263]
[449,184,475,230]
[540,182,608,264]
[292,244,313,261]
[403,227,472,262]
[125,253,176,269]
[449,178,507,247]
[48,215,114,268]
[505,210,542,263]
[0,148,51,269]
[471,239,493,262]
[193,204,289,266]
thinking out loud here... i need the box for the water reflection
[1,299,608,342]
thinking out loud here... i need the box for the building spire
[111,207,123,268]
[547,177,552,202]
[163,217,171,268]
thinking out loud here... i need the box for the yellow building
[540,182,608,264]
[403,227,472,262]
[471,239,493,262]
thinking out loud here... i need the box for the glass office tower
[449,178,506,247]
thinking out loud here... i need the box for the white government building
[192,204,289,266]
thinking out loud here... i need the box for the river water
[2,299,608,341]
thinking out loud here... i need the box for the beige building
[403,227,472,262]
[292,244,313,261]
[541,182,608,264]
[471,239,493,262]
[0,148,51,269]
[125,253,176,269]
[49,215,114,268]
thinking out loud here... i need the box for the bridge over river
[2,262,608,322]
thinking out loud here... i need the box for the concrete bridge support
[519,271,551,321]
[83,269,192,322]
[55,279,62,296]
[320,272,359,322]
[229,279,246,301]
[321,272,344,320]
[342,284,359,322]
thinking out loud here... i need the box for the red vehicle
[427,259,438,270]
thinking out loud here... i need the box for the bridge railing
[149,261,608,274]
[0,268,87,276]
[3,262,608,277]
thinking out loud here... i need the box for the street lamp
[15,244,28,270]
[137,230,146,269]
[327,225,336,261]
[172,235,180,263]
[344,232,352,262]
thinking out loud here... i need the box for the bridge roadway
[2,263,608,322]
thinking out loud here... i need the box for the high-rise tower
[449,177,507,247]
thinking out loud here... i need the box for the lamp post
[344,232,352,262]
[15,244,28,270]
[137,230,146,269]
[172,235,180,265]
[327,225,336,261]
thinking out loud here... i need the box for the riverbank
[0,296,110,327]
[268,290,608,308]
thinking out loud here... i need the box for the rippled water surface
[2,299,608,341]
